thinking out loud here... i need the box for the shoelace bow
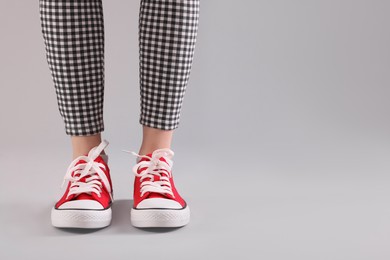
[123,148,175,198]
[62,140,113,201]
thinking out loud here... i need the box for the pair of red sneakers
[51,140,190,229]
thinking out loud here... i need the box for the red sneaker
[130,149,190,227]
[51,140,113,229]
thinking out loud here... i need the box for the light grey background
[1,0,390,259]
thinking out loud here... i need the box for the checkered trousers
[39,0,200,136]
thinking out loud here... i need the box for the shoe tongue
[138,153,152,163]
[138,153,168,164]
[136,153,169,175]
[68,155,108,201]
[74,154,105,168]
[138,153,173,200]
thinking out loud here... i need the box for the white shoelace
[123,148,175,198]
[62,140,113,201]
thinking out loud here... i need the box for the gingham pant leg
[139,0,200,130]
[39,0,105,136]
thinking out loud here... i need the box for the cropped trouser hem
[39,0,199,135]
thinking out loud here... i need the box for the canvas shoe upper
[128,148,190,227]
[131,148,186,209]
[51,140,113,228]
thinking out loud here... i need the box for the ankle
[139,126,173,155]
[71,134,104,159]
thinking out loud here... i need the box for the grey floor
[2,0,390,259]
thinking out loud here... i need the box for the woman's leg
[138,0,200,155]
[39,0,106,158]
[39,1,112,229]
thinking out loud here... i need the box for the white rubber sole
[51,207,112,229]
[130,206,190,228]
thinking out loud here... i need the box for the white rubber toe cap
[58,200,104,210]
[136,198,183,209]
